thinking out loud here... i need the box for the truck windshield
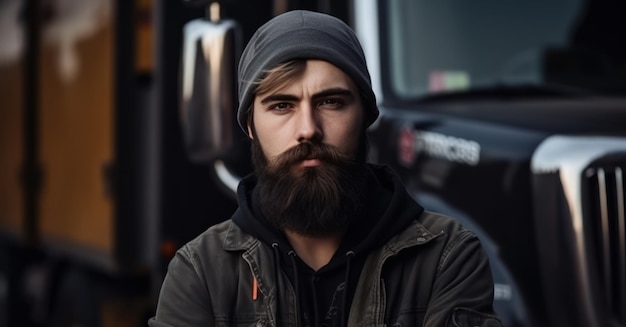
[383,0,626,100]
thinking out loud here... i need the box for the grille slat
[586,164,626,324]
[596,168,614,309]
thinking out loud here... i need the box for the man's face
[249,60,364,170]
[247,60,367,236]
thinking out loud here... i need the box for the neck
[284,229,343,271]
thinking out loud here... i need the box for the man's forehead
[258,59,357,97]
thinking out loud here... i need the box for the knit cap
[237,10,378,134]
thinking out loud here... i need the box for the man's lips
[300,158,322,167]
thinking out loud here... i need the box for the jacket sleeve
[148,246,215,327]
[423,229,503,327]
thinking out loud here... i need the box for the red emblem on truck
[398,126,416,166]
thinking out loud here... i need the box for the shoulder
[383,210,479,263]
[153,221,256,326]
[164,219,259,293]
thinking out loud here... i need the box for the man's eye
[268,103,292,112]
[319,98,344,109]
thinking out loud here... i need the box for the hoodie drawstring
[342,251,355,326]
[288,250,300,325]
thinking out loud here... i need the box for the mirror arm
[213,160,240,196]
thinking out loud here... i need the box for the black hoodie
[232,164,424,327]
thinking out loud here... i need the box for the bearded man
[150,10,502,327]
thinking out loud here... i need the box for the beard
[252,138,367,237]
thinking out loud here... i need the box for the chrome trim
[531,135,626,326]
[585,164,626,323]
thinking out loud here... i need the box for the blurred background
[0,0,625,326]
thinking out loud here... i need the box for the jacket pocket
[447,307,502,327]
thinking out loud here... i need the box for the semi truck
[1,0,624,326]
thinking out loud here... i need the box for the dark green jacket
[149,211,501,326]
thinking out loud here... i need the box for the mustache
[269,142,354,171]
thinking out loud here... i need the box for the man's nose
[296,106,322,142]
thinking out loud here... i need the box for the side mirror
[180,18,241,162]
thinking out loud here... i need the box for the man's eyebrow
[259,87,355,105]
[311,88,355,101]
[259,94,299,105]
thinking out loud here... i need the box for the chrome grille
[585,164,626,324]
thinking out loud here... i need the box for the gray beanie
[237,10,378,134]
